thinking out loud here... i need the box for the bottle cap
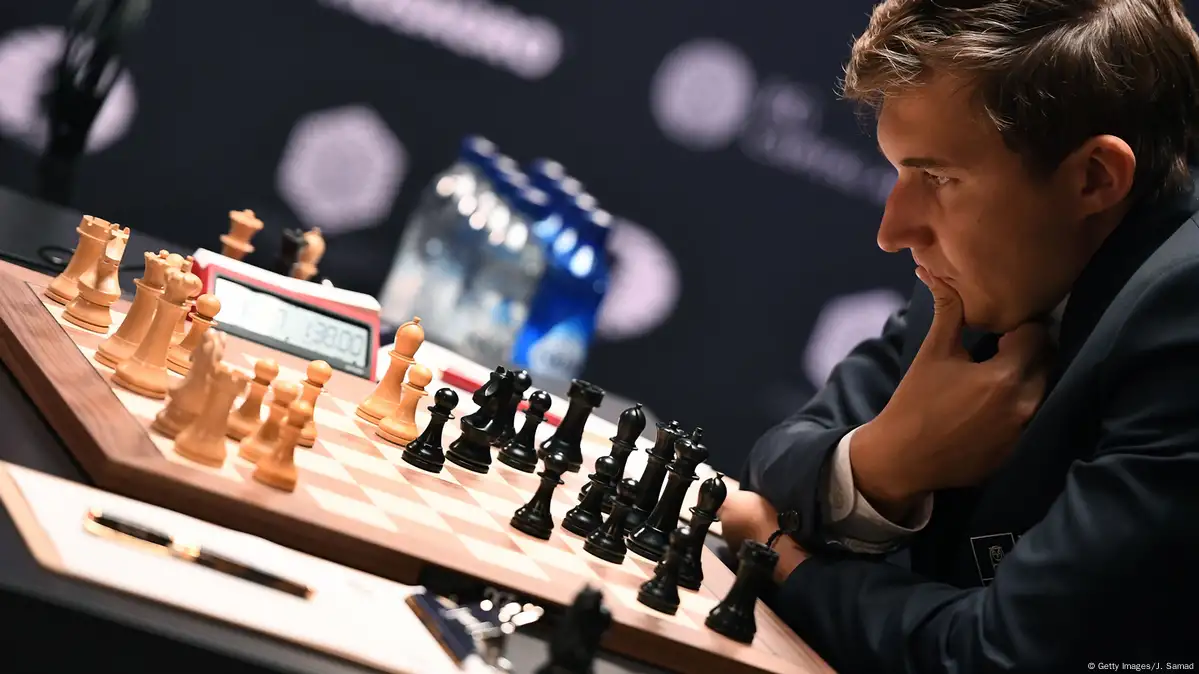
[518,188,552,221]
[529,158,566,181]
[460,136,496,164]
[575,192,598,211]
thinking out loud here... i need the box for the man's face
[875,74,1083,332]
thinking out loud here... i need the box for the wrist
[848,420,924,520]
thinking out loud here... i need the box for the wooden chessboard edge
[601,618,813,674]
[0,272,160,480]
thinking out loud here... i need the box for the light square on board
[398,462,468,496]
[322,441,401,480]
[314,403,363,437]
[510,530,596,578]
[414,484,503,532]
[295,448,357,484]
[606,582,701,631]
[359,483,454,535]
[448,464,527,504]
[458,536,551,583]
[437,509,529,555]
[304,484,398,533]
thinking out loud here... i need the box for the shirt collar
[1047,295,1068,344]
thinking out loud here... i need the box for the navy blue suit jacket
[743,182,1199,672]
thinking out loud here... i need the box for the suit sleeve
[767,266,1199,673]
[740,285,914,551]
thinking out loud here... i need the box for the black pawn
[583,477,637,564]
[539,379,605,472]
[274,227,305,275]
[497,390,551,473]
[511,451,570,540]
[401,388,458,473]
[637,525,690,615]
[628,432,709,562]
[578,403,645,511]
[704,540,778,644]
[562,455,618,537]
[492,369,531,447]
[679,473,727,591]
[624,420,686,534]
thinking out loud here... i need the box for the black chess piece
[637,525,690,615]
[628,431,709,561]
[274,227,305,275]
[679,473,727,591]
[511,451,570,540]
[704,540,779,644]
[534,585,611,674]
[578,403,645,512]
[624,420,686,533]
[497,390,551,473]
[539,379,604,472]
[468,367,517,445]
[562,455,618,537]
[460,367,510,430]
[583,477,637,564]
[401,388,458,473]
[447,368,513,473]
[492,369,531,447]
[445,416,493,473]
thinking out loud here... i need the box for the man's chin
[966,309,1037,334]
[962,305,1009,333]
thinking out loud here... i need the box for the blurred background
[5,1,1194,475]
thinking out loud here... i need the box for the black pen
[84,508,313,600]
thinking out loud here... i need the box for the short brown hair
[843,0,1199,201]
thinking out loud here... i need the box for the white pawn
[377,363,432,446]
[239,380,301,464]
[226,359,279,441]
[298,360,333,448]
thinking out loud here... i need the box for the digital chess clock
[190,249,381,380]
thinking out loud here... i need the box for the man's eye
[924,171,953,187]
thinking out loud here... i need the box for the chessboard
[0,251,831,674]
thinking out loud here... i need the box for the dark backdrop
[1,1,1195,473]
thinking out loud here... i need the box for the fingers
[915,266,967,358]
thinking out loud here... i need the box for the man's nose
[876,180,933,253]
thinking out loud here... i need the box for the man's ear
[1067,135,1137,218]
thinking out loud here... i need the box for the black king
[627,428,708,562]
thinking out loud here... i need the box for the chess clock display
[190,249,381,380]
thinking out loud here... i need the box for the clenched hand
[851,267,1053,520]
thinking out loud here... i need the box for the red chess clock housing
[189,248,381,380]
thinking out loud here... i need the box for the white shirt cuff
[825,427,932,548]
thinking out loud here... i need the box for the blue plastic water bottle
[512,197,611,379]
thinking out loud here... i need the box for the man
[726,1,1199,672]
